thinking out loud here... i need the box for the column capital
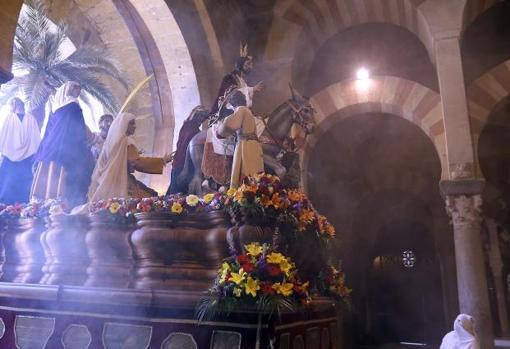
[441,179,485,225]
[440,179,485,197]
[445,194,483,225]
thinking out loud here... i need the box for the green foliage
[0,0,127,113]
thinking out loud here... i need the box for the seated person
[87,112,172,201]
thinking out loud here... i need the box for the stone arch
[463,0,503,29]
[262,0,434,111]
[0,0,23,83]
[47,0,201,193]
[466,59,510,174]
[302,76,447,191]
[267,0,431,57]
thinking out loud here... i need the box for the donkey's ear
[289,83,297,101]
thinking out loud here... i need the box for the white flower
[185,194,200,207]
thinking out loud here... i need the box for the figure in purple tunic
[31,81,94,207]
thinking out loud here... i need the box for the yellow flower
[279,259,293,276]
[266,252,286,265]
[272,282,294,296]
[109,202,121,214]
[227,188,237,198]
[219,262,230,283]
[233,287,242,297]
[203,193,214,204]
[171,203,183,214]
[244,277,260,297]
[185,194,199,207]
[229,268,246,285]
[244,243,263,257]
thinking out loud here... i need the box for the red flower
[267,264,282,277]
[237,254,250,264]
[242,262,255,273]
[260,283,275,295]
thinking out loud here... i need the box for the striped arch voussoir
[466,60,510,174]
[306,76,447,179]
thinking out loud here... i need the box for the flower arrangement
[89,198,139,224]
[318,265,351,305]
[21,199,68,219]
[0,199,68,222]
[225,173,336,240]
[133,193,226,217]
[0,203,24,220]
[196,242,310,321]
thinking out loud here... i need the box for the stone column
[487,220,510,337]
[0,0,23,85]
[435,36,476,179]
[441,179,494,349]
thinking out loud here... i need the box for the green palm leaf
[9,0,127,114]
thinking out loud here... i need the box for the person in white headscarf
[31,81,94,208]
[87,112,172,202]
[439,314,481,349]
[0,97,41,203]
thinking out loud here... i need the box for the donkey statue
[170,85,316,195]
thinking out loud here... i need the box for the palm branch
[1,0,127,114]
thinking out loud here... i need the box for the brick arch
[466,59,510,172]
[302,76,447,190]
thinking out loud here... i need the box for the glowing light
[356,68,370,80]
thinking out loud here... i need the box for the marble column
[441,179,494,349]
[487,220,510,337]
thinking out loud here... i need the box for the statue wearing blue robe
[31,100,94,207]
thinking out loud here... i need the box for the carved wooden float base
[0,282,341,349]
[131,212,230,292]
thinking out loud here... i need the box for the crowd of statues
[0,45,315,209]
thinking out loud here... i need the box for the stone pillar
[0,0,23,85]
[441,179,494,349]
[434,35,476,179]
[487,220,510,337]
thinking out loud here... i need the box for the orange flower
[259,195,271,207]
[270,193,283,209]
[299,209,315,224]
[288,190,305,202]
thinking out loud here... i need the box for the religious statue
[170,85,315,195]
[31,81,95,208]
[210,43,264,116]
[87,112,173,202]
[216,90,263,188]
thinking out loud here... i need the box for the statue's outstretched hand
[254,81,264,92]
[163,153,174,164]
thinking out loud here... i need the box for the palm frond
[43,23,67,66]
[51,65,119,112]
[63,47,129,88]
[22,0,50,36]
[10,0,127,114]
[20,70,51,111]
